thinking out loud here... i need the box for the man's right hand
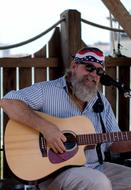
[41,123,67,154]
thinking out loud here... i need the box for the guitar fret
[122,132,128,141]
[125,131,129,140]
[94,134,96,143]
[97,134,100,143]
[109,133,112,141]
[121,132,128,141]
[90,134,93,144]
[78,135,81,144]
[88,134,92,144]
[95,134,98,143]
[83,134,86,144]
[103,133,107,142]
[101,134,104,143]
[120,132,123,141]
[112,132,115,141]
[92,134,95,142]
[87,134,90,144]
[106,133,109,142]
[98,134,102,143]
[112,133,116,141]
[99,134,101,143]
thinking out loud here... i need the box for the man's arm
[0,99,66,153]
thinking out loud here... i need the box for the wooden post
[60,9,81,70]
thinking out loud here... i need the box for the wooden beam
[105,56,131,67]
[101,0,131,38]
[0,57,58,68]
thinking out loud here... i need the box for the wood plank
[101,0,131,38]
[0,58,58,68]
[34,46,46,58]
[3,68,16,178]
[34,45,47,82]
[3,68,16,94]
[3,67,16,129]
[19,68,32,88]
[105,56,131,67]
[104,66,117,116]
[48,27,63,80]
[118,66,130,131]
[35,69,47,82]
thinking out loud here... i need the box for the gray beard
[70,73,98,102]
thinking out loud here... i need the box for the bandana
[73,47,104,65]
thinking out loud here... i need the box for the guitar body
[4,112,95,181]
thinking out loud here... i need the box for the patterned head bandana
[73,47,104,65]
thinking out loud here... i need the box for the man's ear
[70,61,78,71]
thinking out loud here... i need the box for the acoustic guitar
[4,111,131,182]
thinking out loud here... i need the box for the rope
[109,12,116,56]
[81,18,125,33]
[0,17,125,50]
[0,18,65,50]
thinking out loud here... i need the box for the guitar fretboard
[77,131,131,145]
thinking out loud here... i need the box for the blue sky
[0,0,130,55]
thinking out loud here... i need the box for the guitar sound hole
[64,132,77,150]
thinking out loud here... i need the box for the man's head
[69,47,105,102]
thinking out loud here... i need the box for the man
[1,47,131,190]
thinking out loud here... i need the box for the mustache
[83,75,97,84]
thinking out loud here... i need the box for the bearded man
[1,47,131,190]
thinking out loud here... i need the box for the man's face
[71,61,104,87]
[70,61,104,102]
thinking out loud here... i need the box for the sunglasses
[80,62,105,76]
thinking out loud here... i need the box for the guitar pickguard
[48,146,78,163]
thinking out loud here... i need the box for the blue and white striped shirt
[4,76,120,168]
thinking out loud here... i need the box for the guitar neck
[77,131,131,145]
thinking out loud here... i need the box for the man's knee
[92,176,112,190]
[39,167,112,190]
[63,167,112,190]
[79,170,112,190]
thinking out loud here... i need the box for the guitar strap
[93,91,106,164]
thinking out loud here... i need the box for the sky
[0,0,130,55]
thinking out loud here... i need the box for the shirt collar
[54,76,68,91]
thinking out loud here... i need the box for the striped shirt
[4,76,120,168]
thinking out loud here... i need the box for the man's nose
[89,69,97,76]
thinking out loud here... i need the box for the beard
[70,73,98,102]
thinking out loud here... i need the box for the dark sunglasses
[80,62,105,76]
